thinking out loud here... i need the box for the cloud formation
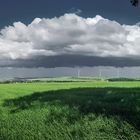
[0,13,140,67]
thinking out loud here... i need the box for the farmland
[0,80,140,140]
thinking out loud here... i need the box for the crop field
[0,81,140,140]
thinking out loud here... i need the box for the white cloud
[0,13,140,60]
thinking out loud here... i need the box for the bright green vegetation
[0,81,140,140]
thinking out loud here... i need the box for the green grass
[0,81,140,140]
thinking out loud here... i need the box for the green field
[0,81,140,140]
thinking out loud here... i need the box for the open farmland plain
[0,80,140,140]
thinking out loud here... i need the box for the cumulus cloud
[0,13,140,65]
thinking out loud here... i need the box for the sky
[0,66,140,80]
[0,0,140,77]
[0,0,140,28]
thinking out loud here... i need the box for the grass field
[0,81,140,140]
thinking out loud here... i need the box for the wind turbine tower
[99,68,102,78]
[77,68,80,78]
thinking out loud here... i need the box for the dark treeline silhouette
[108,77,140,82]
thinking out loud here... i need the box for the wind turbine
[99,68,102,78]
[77,68,80,78]
[76,67,81,78]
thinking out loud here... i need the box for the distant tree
[130,0,139,6]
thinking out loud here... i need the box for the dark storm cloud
[1,55,140,68]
